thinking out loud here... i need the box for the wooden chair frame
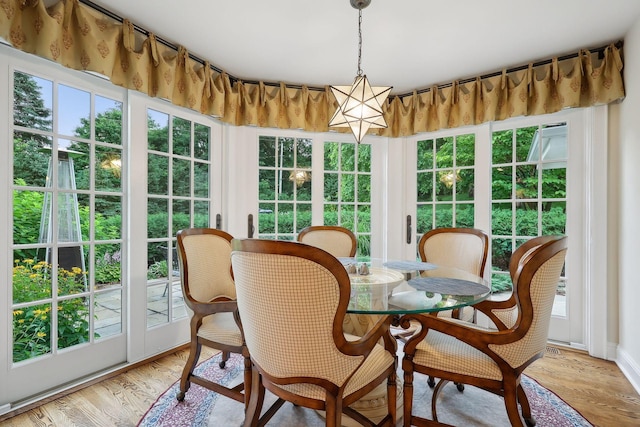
[474,235,560,330]
[417,227,489,324]
[231,239,397,427]
[175,228,251,407]
[297,225,357,258]
[401,236,568,427]
[418,227,489,276]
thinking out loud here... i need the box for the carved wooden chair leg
[518,383,536,426]
[243,354,252,410]
[504,382,526,427]
[219,350,230,368]
[427,375,436,387]
[431,379,450,422]
[243,369,265,427]
[176,342,202,401]
[403,369,415,427]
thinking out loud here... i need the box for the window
[146,109,213,326]
[11,70,124,362]
[323,141,372,256]
[490,123,567,301]
[257,135,312,240]
[415,134,476,249]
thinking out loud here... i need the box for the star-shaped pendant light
[330,0,391,143]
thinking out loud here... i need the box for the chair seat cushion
[197,312,244,347]
[413,329,503,381]
[273,336,395,401]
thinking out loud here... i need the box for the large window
[11,70,124,362]
[415,134,476,248]
[490,123,568,299]
[324,141,372,256]
[146,109,213,327]
[257,135,312,240]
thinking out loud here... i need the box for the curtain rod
[79,0,622,99]
[394,40,623,99]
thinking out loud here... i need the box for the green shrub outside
[12,259,95,362]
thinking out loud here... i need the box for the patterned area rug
[138,353,593,427]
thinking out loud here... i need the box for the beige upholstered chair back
[231,239,364,386]
[177,228,235,304]
[491,237,568,367]
[418,228,488,276]
[297,225,357,258]
[492,235,560,329]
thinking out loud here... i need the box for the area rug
[138,353,593,427]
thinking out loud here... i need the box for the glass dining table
[334,257,491,426]
[340,257,491,317]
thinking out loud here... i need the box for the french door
[3,50,128,404]
[402,109,591,345]
[1,46,224,408]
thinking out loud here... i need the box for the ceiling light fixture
[329,0,392,143]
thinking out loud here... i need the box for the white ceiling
[87,0,640,96]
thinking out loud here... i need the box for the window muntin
[324,141,371,256]
[490,123,567,302]
[257,136,312,240]
[416,134,476,253]
[11,71,124,362]
[146,109,212,326]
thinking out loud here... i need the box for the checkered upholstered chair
[175,228,250,406]
[474,235,561,331]
[400,235,567,427]
[297,225,377,336]
[418,227,489,322]
[231,239,397,427]
[297,225,357,258]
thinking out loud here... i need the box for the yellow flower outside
[13,310,24,316]
[36,332,46,338]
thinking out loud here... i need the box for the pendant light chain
[329,0,391,143]
[357,9,363,76]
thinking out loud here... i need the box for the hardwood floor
[1,345,639,426]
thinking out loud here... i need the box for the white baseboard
[616,346,640,395]
[0,403,11,416]
[607,341,619,361]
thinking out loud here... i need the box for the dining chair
[230,238,397,427]
[473,235,561,331]
[297,225,357,258]
[417,227,489,322]
[400,235,568,427]
[175,228,250,406]
[296,225,377,336]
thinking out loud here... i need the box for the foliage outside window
[146,109,212,326]
[324,141,371,256]
[416,134,476,255]
[12,71,124,362]
[490,124,567,293]
[257,136,312,240]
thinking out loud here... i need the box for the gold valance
[1,0,626,138]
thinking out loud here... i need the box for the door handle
[406,215,412,244]
[215,214,221,230]
[248,214,254,238]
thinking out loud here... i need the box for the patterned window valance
[0,0,626,137]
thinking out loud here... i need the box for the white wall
[614,16,640,392]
